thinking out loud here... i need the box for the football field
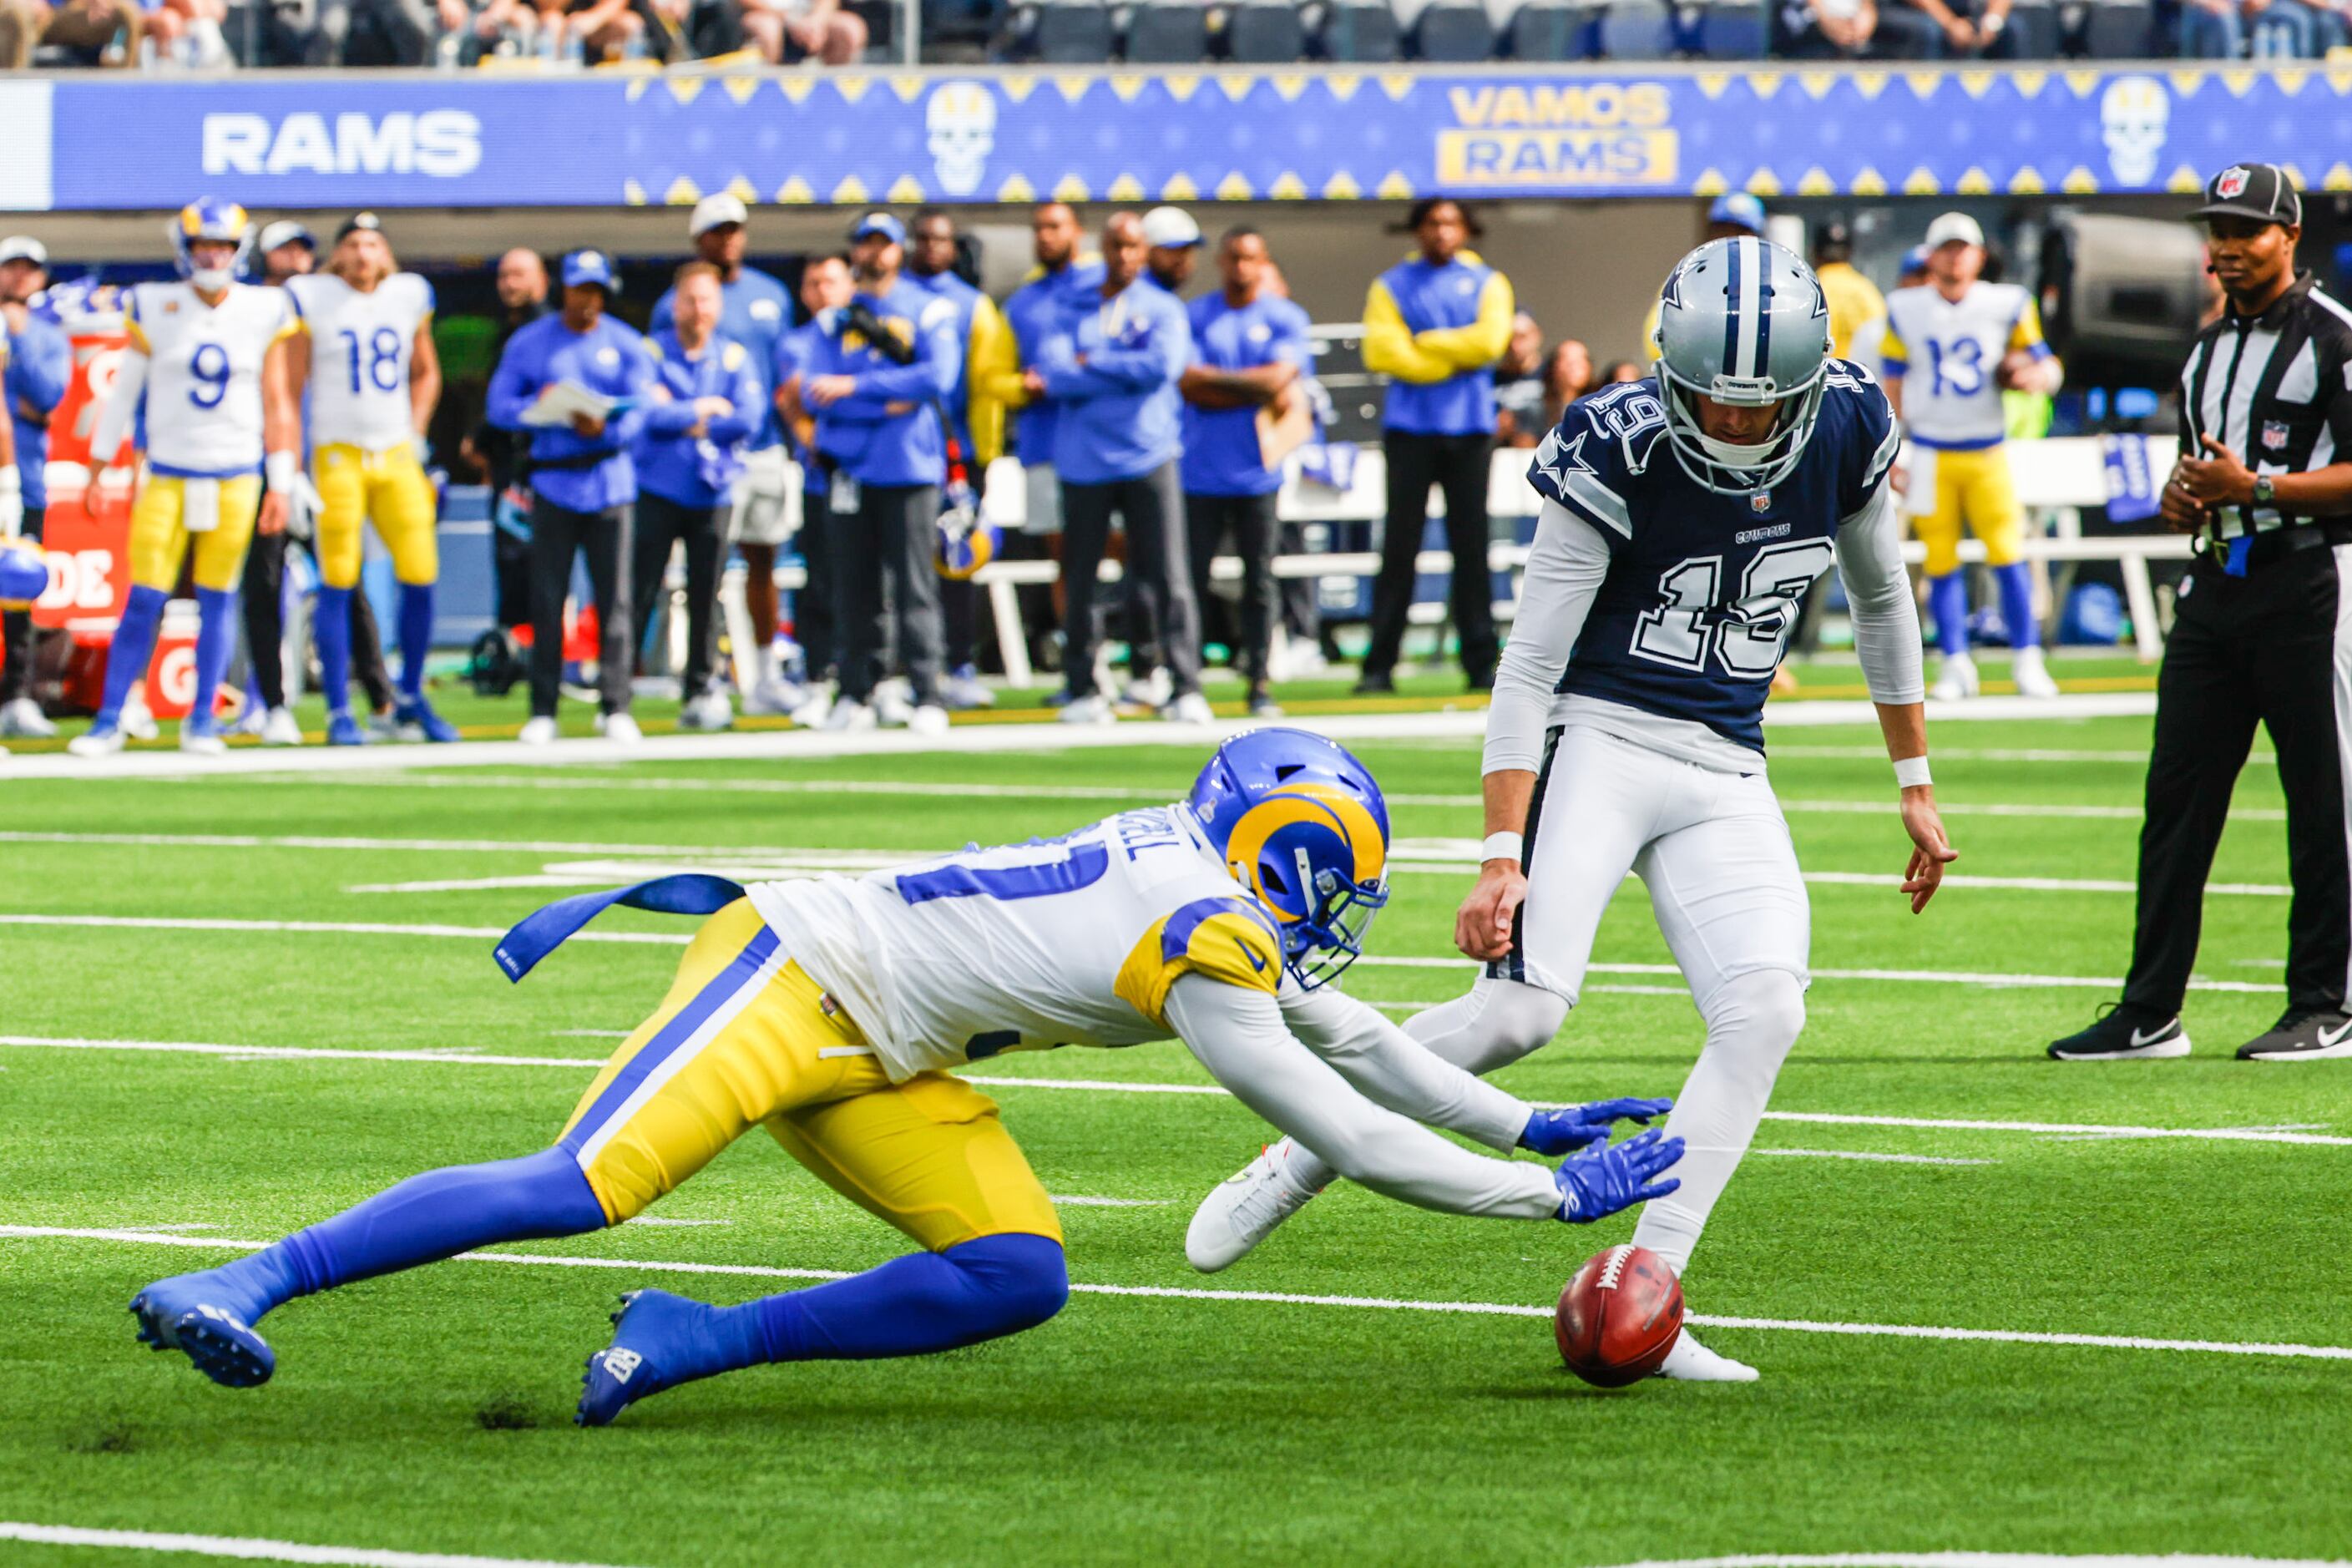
[3,680,2347,1567]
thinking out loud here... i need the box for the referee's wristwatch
[2252,474,2276,508]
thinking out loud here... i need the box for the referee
[2051,162,2352,1064]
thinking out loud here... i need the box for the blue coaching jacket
[1361,250,1515,438]
[802,277,959,488]
[7,311,68,512]
[1039,276,1191,485]
[633,327,764,509]
[487,313,660,513]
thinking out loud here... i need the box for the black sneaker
[2236,1006,2352,1061]
[2047,1003,2191,1061]
[1352,671,1395,695]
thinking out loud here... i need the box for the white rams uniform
[124,281,296,477]
[286,271,433,452]
[749,806,1285,1082]
[1879,281,2049,451]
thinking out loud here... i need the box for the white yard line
[1599,1555,2348,1568]
[3,1035,2343,1148]
[6,1223,2345,1365]
[0,1521,644,1568]
[1750,1150,1995,1166]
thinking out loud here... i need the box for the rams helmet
[935,484,999,581]
[0,539,45,609]
[1651,235,1833,495]
[171,198,254,289]
[1188,727,1389,989]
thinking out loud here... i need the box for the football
[1555,1244,1685,1387]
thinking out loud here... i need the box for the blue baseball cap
[561,248,619,294]
[1707,192,1768,234]
[851,212,906,245]
[1899,243,1932,277]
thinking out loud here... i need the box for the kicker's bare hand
[1455,860,1528,962]
[1899,786,1957,913]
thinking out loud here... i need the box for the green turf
[2,696,2344,1567]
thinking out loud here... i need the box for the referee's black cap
[2189,162,2302,228]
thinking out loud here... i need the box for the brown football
[1555,1244,1684,1388]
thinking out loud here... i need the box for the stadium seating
[1411,0,1497,56]
[1598,0,1672,56]
[1026,0,1115,58]
[1503,0,1596,55]
[1123,0,1211,59]
[1227,0,1309,58]
[1309,0,1401,58]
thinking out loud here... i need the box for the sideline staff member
[2051,163,2352,1064]
[1357,198,1513,695]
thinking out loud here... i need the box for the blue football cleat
[129,1275,276,1388]
[394,696,461,745]
[325,710,368,747]
[577,1288,702,1427]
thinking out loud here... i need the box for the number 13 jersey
[123,280,296,478]
[286,272,435,453]
[1525,367,1898,755]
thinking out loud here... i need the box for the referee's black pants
[2122,546,2352,1017]
[527,498,633,721]
[1363,429,1497,685]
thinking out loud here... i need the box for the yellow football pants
[1911,445,2024,577]
[559,901,1063,1253]
[127,473,263,594]
[314,443,438,589]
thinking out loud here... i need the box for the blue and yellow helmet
[0,539,46,609]
[935,496,999,581]
[1188,727,1389,990]
[171,198,253,283]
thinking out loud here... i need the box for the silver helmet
[1649,236,1834,494]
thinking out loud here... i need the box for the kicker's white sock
[1282,978,1570,1191]
[1631,969,1806,1276]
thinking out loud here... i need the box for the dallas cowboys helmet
[1650,235,1833,495]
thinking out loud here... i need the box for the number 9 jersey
[285,271,434,452]
[1525,365,1899,753]
[122,281,296,477]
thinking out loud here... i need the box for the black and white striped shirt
[2180,271,2352,539]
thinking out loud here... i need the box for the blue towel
[493,873,746,983]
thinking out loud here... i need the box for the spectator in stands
[713,0,865,63]
[906,207,1012,712]
[772,252,851,722]
[1813,218,1887,360]
[1357,196,1511,695]
[1036,210,1208,726]
[1881,0,2013,54]
[1143,207,1202,298]
[1181,226,1311,721]
[528,0,649,60]
[1773,0,1886,56]
[800,213,956,735]
[1602,358,1644,383]
[2181,0,2319,53]
[463,247,549,638]
[487,249,658,747]
[1539,337,1594,433]
[0,0,143,68]
[634,261,761,735]
[649,195,797,715]
[1494,311,1546,448]
[0,236,67,742]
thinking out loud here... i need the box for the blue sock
[194,1146,606,1325]
[316,585,353,716]
[1994,562,2037,650]
[1929,572,1970,659]
[97,585,166,726]
[396,583,433,704]
[191,587,238,726]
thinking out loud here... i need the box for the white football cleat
[1163,691,1214,725]
[678,691,734,731]
[1930,651,1980,703]
[874,687,916,727]
[789,688,834,727]
[260,706,303,746]
[1059,695,1115,726]
[178,726,227,758]
[1186,1139,1327,1273]
[1655,1326,1758,1383]
[822,699,877,732]
[742,675,805,716]
[908,703,950,736]
[0,695,56,739]
[119,694,159,742]
[600,712,643,746]
[1119,669,1171,710]
[517,716,559,746]
[940,665,994,710]
[68,725,125,758]
[2011,645,2060,699]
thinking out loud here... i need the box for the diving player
[284,213,453,746]
[127,730,1684,1424]
[1881,212,2064,701]
[1190,240,1957,1383]
[68,200,299,758]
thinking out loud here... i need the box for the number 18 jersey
[1526,368,1898,752]
[746,807,1286,1082]
[286,272,435,452]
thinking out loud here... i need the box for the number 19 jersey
[124,281,296,478]
[286,272,435,452]
[1526,368,1898,752]
[746,807,1286,1082]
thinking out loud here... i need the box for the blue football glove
[1553,1126,1684,1223]
[1518,1095,1675,1156]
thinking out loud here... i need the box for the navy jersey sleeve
[1525,387,1665,547]
[1828,361,1902,520]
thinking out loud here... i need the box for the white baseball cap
[256,220,315,255]
[1141,206,1201,249]
[0,235,44,267]
[1924,211,1984,250]
[689,194,749,238]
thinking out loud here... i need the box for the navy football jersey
[1525,366,1899,751]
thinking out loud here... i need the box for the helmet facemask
[1650,235,1835,496]
[1656,362,1828,496]
[1267,852,1388,992]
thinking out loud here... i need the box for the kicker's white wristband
[1481,830,1525,865]
[1894,756,1933,790]
[266,451,300,492]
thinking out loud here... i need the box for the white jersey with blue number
[746,807,1286,1083]
[1880,281,2050,450]
[286,271,434,452]
[1523,368,1899,756]
[124,281,295,478]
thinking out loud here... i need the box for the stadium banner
[28,66,2352,213]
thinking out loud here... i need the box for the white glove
[286,472,325,542]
